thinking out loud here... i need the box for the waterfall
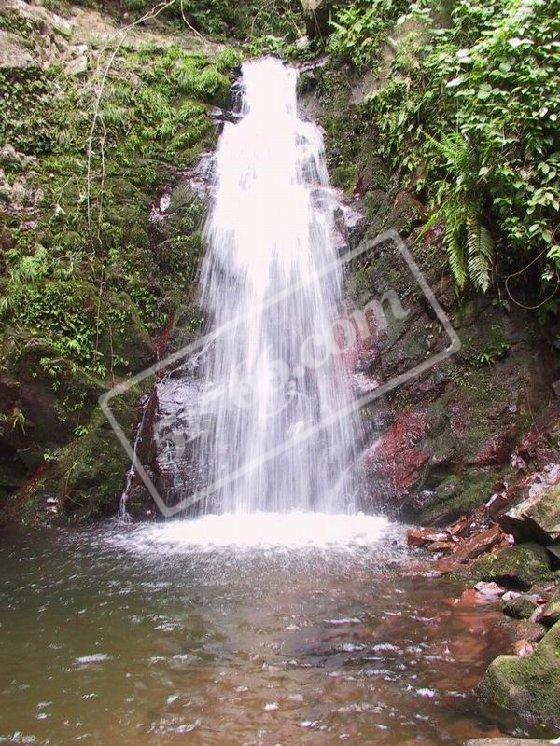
[195,57,361,515]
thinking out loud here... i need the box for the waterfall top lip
[240,54,331,74]
[241,55,297,71]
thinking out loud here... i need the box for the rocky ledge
[407,468,560,730]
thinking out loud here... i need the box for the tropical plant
[337,0,560,299]
[424,133,495,292]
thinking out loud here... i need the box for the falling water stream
[0,59,550,744]
[195,58,359,515]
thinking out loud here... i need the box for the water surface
[0,514,542,744]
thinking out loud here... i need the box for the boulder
[501,593,540,620]
[513,619,547,644]
[499,482,560,545]
[537,587,560,627]
[478,621,560,730]
[300,0,339,37]
[407,526,448,547]
[0,29,36,69]
[453,524,502,563]
[469,543,552,589]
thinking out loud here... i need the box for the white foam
[113,512,389,552]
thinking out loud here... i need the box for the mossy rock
[501,484,560,545]
[469,543,553,589]
[478,621,560,730]
[540,587,560,627]
[16,389,144,525]
[502,594,540,620]
[415,472,495,526]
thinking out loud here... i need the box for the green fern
[467,215,494,292]
[442,203,468,289]
[426,133,494,294]
[0,246,50,318]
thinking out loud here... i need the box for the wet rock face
[500,482,560,545]
[130,368,207,517]
[478,621,560,730]
[364,410,430,511]
[309,64,560,527]
[333,170,560,525]
[356,229,559,524]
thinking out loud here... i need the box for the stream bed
[0,514,547,744]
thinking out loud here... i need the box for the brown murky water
[0,518,547,744]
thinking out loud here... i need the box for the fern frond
[444,208,468,289]
[426,132,471,177]
[467,216,494,292]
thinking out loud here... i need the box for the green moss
[523,484,560,542]
[478,621,560,729]
[1,39,226,379]
[416,472,494,525]
[469,543,553,589]
[0,67,59,156]
[0,13,237,522]
[14,389,141,525]
[0,9,42,36]
[331,163,358,194]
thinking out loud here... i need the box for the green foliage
[0,39,228,379]
[0,68,59,155]
[117,0,303,40]
[423,132,495,292]
[328,0,409,69]
[472,341,512,367]
[337,0,560,299]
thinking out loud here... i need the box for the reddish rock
[485,488,517,518]
[366,410,430,503]
[513,402,560,468]
[454,588,486,607]
[433,557,460,575]
[427,540,456,553]
[407,527,449,548]
[470,428,517,467]
[453,525,502,563]
[449,515,470,537]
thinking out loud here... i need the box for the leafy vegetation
[0,5,244,515]
[109,0,304,40]
[329,0,409,69]
[328,0,560,300]
[1,42,237,380]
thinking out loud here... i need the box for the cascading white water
[195,57,361,515]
